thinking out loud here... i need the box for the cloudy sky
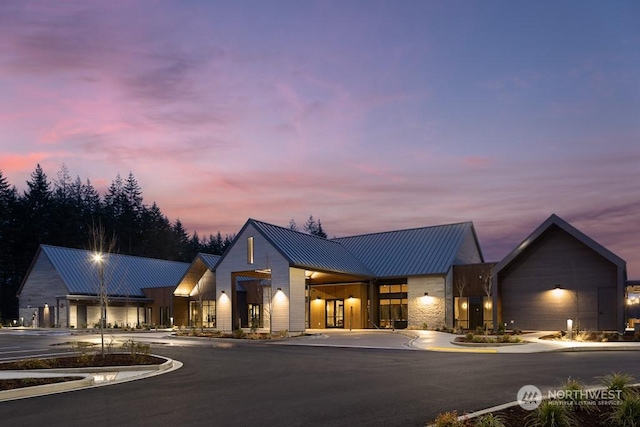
[1,1,639,275]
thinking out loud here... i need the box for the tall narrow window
[247,236,254,264]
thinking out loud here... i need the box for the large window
[248,303,262,328]
[379,284,408,329]
[190,300,216,328]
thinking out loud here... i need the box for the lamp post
[93,252,106,357]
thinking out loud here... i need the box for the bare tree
[481,269,494,332]
[88,221,117,358]
[456,275,467,329]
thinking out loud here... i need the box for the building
[492,214,626,332]
[18,214,633,332]
[17,245,189,328]
[213,218,483,333]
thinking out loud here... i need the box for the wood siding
[499,226,618,331]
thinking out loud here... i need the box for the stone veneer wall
[407,276,446,329]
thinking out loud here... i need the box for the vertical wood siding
[499,226,617,331]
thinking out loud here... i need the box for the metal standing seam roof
[39,245,190,297]
[333,222,473,277]
[249,219,374,277]
[198,253,221,270]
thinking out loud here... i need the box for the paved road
[2,332,640,426]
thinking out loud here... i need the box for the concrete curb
[16,355,173,374]
[451,340,528,348]
[0,354,178,402]
[0,375,94,401]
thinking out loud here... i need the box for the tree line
[0,164,235,321]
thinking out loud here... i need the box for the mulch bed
[0,377,85,391]
[0,354,166,370]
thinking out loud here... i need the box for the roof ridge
[332,221,472,240]
[249,218,341,244]
[41,244,189,265]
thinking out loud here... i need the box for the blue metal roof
[333,222,473,277]
[249,220,374,277]
[198,253,221,270]
[40,245,190,297]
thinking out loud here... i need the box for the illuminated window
[247,236,254,264]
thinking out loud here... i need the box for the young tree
[88,221,117,357]
[456,275,467,329]
[288,219,299,231]
[481,269,494,331]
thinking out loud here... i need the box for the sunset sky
[1,1,639,275]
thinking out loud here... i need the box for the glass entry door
[326,299,344,328]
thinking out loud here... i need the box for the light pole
[93,252,106,357]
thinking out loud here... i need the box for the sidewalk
[407,330,640,353]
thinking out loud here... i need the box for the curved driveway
[2,330,640,426]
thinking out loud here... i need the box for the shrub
[422,322,429,330]
[476,326,486,335]
[497,324,506,335]
[465,332,474,341]
[525,400,576,427]
[600,372,635,398]
[607,394,640,427]
[559,377,594,413]
[434,411,466,427]
[233,327,246,339]
[475,413,505,427]
[12,358,51,369]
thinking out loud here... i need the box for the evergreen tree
[316,220,327,238]
[289,219,299,231]
[0,170,19,320]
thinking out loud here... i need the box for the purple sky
[1,1,639,276]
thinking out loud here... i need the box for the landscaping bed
[0,353,166,370]
[429,373,640,427]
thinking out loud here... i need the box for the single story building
[492,214,626,332]
[18,214,634,332]
[17,245,189,328]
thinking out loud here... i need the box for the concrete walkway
[281,329,640,353]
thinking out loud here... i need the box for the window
[247,236,254,264]
[379,284,408,329]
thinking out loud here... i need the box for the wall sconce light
[424,292,429,296]
[316,296,321,300]
[555,284,562,290]
[277,287,282,291]
[221,290,225,294]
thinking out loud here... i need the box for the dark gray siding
[499,226,617,331]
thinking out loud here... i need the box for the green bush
[525,400,576,427]
[607,394,640,427]
[475,413,505,427]
[12,358,51,369]
[558,377,594,413]
[476,326,486,335]
[465,332,474,341]
[233,327,246,339]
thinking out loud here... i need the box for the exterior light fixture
[555,284,562,290]
[221,290,225,294]
[316,296,321,300]
[461,302,468,310]
[348,295,353,299]
[424,292,429,296]
[277,287,282,291]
